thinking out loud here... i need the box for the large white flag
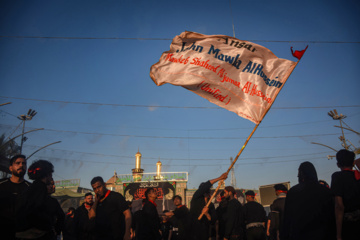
[150,31,297,124]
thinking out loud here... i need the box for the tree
[0,133,21,177]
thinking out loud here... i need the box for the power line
[1,96,359,110]
[23,144,331,161]
[34,154,328,166]
[0,124,344,139]
[1,36,359,44]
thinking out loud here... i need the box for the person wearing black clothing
[63,207,76,240]
[89,176,132,240]
[160,210,172,240]
[190,172,228,240]
[0,154,30,240]
[16,160,56,239]
[46,179,65,239]
[331,149,360,240]
[281,161,335,240]
[136,187,162,240]
[165,195,190,240]
[266,184,287,240]
[222,186,244,240]
[74,192,96,240]
[243,190,266,240]
[216,191,228,240]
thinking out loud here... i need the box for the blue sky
[0,0,359,190]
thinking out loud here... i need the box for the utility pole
[17,109,37,154]
[328,109,348,149]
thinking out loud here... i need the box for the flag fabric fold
[150,31,297,124]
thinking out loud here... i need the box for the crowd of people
[0,149,359,240]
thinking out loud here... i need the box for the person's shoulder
[331,170,342,178]
[23,179,31,186]
[109,190,126,200]
[0,178,10,185]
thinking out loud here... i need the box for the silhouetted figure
[190,172,228,240]
[282,161,335,240]
[331,149,360,240]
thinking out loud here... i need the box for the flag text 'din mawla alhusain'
[150,31,297,124]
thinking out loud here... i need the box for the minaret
[154,158,162,180]
[132,149,144,182]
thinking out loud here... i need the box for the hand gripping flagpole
[198,51,306,220]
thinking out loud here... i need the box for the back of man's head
[336,149,355,168]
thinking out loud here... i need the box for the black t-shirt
[0,178,31,221]
[243,201,266,224]
[0,178,31,239]
[95,191,129,240]
[331,170,360,213]
[224,198,244,239]
[170,205,190,240]
[138,200,161,240]
[74,203,96,240]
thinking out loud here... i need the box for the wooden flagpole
[198,57,303,220]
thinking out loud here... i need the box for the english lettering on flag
[150,31,297,124]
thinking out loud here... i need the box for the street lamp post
[17,109,37,154]
[328,109,348,149]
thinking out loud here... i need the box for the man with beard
[89,176,132,240]
[75,192,96,240]
[0,154,31,240]
[222,186,244,240]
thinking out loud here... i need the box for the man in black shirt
[190,172,228,240]
[243,190,266,240]
[222,186,244,240]
[266,184,287,240]
[74,192,96,240]
[216,191,228,240]
[0,154,31,240]
[331,149,360,240]
[165,195,190,240]
[89,176,132,240]
[138,187,161,240]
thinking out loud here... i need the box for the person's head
[9,155,27,179]
[84,192,94,206]
[90,176,107,198]
[274,184,287,196]
[172,195,182,206]
[28,160,54,184]
[336,149,355,169]
[145,187,157,201]
[245,190,255,202]
[298,161,318,183]
[224,186,236,200]
[46,178,55,194]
